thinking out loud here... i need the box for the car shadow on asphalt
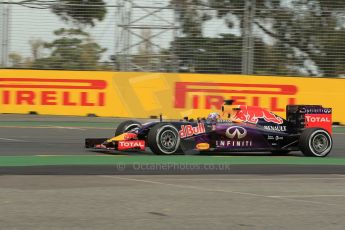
[92,150,304,157]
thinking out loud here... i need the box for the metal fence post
[0,0,10,67]
[241,0,255,75]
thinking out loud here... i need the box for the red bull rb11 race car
[85,100,333,157]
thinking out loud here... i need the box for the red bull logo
[179,123,206,138]
[123,133,138,140]
[234,106,284,124]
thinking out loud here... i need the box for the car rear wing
[286,105,332,134]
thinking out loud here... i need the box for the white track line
[42,125,86,131]
[145,177,345,181]
[101,175,265,197]
[0,125,113,130]
[101,176,344,208]
[269,195,345,198]
[0,137,28,142]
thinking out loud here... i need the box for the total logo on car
[118,140,145,150]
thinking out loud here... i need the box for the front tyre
[299,128,332,157]
[115,120,141,136]
[148,123,180,155]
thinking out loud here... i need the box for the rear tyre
[299,128,332,157]
[115,120,141,136]
[147,123,180,155]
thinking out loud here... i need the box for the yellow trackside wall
[0,69,344,123]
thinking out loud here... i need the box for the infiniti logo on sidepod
[225,126,247,139]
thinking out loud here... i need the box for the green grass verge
[334,126,345,133]
[1,155,345,167]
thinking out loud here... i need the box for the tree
[170,0,345,77]
[171,0,209,37]
[52,0,106,27]
[7,0,106,27]
[9,53,23,67]
[169,0,240,73]
[170,34,243,73]
[3,1,108,69]
[31,28,107,70]
[29,39,45,60]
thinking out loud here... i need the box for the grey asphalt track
[1,175,345,230]
[0,126,113,156]
[0,114,143,156]
[1,115,345,174]
[1,117,345,229]
[0,124,344,157]
[2,165,345,175]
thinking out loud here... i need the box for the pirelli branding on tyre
[0,69,344,123]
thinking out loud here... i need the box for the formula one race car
[85,100,333,157]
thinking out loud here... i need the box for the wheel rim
[160,130,177,151]
[311,133,329,156]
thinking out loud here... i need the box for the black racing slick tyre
[299,128,332,157]
[115,120,141,136]
[147,123,180,155]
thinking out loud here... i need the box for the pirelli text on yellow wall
[0,69,344,123]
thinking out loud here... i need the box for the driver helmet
[207,112,220,120]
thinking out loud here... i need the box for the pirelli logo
[174,82,298,112]
[0,78,107,106]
